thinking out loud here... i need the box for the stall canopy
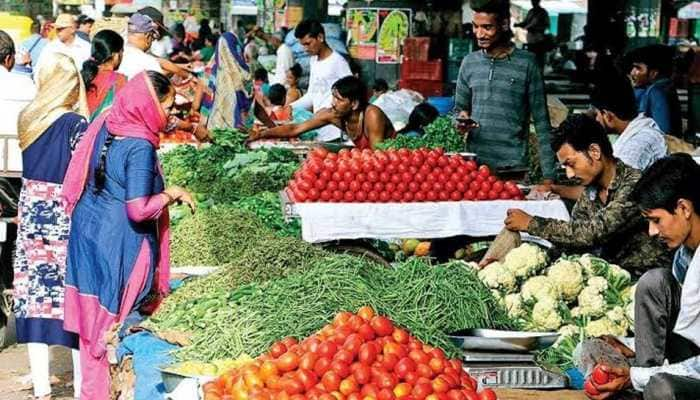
[679,1,700,18]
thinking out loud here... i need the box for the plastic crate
[403,37,431,62]
[400,59,444,82]
[448,38,473,61]
[399,79,444,98]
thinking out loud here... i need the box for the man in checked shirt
[455,0,557,188]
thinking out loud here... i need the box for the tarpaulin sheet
[293,200,570,243]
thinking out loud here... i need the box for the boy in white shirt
[291,20,352,142]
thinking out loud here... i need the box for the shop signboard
[347,8,379,60]
[231,0,257,15]
[375,8,411,64]
[679,1,700,19]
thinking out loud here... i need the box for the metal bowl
[448,329,559,353]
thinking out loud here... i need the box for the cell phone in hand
[456,117,479,127]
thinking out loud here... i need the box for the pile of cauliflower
[476,244,636,341]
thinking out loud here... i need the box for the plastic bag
[373,90,424,132]
[574,338,631,380]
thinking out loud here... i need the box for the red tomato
[314,179,328,191]
[381,354,399,371]
[463,392,479,400]
[298,180,313,192]
[313,147,330,159]
[487,190,498,200]
[378,388,396,400]
[339,181,350,192]
[409,350,430,365]
[445,181,456,192]
[397,163,409,174]
[455,182,467,193]
[309,160,323,174]
[281,377,305,395]
[379,191,391,203]
[323,371,342,392]
[386,163,397,174]
[395,357,417,378]
[474,174,485,183]
[333,190,344,202]
[339,376,359,396]
[354,364,372,384]
[487,175,497,184]
[314,357,333,376]
[324,159,337,172]
[331,361,352,378]
[367,191,379,202]
[402,192,415,202]
[414,191,427,202]
[319,342,339,358]
[300,353,318,371]
[431,378,449,394]
[350,160,362,174]
[468,181,480,192]
[498,191,511,200]
[420,181,431,192]
[332,171,343,182]
[480,181,491,192]
[591,365,610,385]
[319,170,332,181]
[428,358,445,374]
[449,173,462,184]
[327,181,339,192]
[370,317,394,337]
[349,181,361,192]
[438,173,449,183]
[433,181,444,192]
[463,190,475,201]
[407,182,420,193]
[344,191,356,202]
[396,182,408,193]
[416,363,434,379]
[359,342,379,365]
[343,171,355,183]
[336,348,355,364]
[271,342,288,358]
[437,157,449,168]
[450,191,462,201]
[478,165,491,178]
[439,191,450,201]
[383,342,407,358]
[404,371,419,385]
[476,191,488,201]
[358,323,376,341]
[390,174,402,184]
[411,153,425,166]
[426,191,438,202]
[477,389,496,400]
[507,184,521,197]
[385,182,396,193]
[412,382,433,400]
[583,379,600,396]
[298,369,319,390]
[376,371,398,389]
[356,191,368,202]
[426,156,438,167]
[464,160,477,172]
[380,172,391,183]
[419,164,432,175]
[308,189,321,202]
[368,171,379,182]
[374,182,385,192]
[278,352,301,372]
[293,189,308,202]
[357,173,367,182]
[360,181,373,192]
[362,383,380,398]
[362,161,374,174]
[491,181,504,193]
[390,191,402,202]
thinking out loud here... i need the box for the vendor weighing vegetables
[585,154,700,400]
[504,114,671,277]
[248,76,396,150]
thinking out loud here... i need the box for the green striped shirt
[455,48,557,179]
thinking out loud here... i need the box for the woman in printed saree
[201,31,251,130]
[82,29,127,120]
[15,53,88,400]
[62,71,196,399]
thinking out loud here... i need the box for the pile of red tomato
[203,307,497,400]
[287,148,523,203]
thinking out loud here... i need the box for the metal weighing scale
[450,329,569,389]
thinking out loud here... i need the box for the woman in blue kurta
[14,53,88,400]
[62,71,195,400]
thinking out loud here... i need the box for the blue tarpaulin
[117,331,178,400]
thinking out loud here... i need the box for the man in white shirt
[251,27,295,86]
[0,30,36,155]
[291,20,352,142]
[589,154,700,400]
[33,13,90,78]
[118,13,164,80]
[590,77,667,171]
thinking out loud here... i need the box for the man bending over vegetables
[504,114,671,278]
[248,76,396,150]
[584,154,700,400]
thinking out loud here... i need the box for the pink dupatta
[63,72,172,303]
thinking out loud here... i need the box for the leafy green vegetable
[376,116,464,152]
[234,191,300,238]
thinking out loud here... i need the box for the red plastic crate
[399,79,444,97]
[403,37,431,62]
[401,59,444,82]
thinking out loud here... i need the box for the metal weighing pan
[448,329,559,352]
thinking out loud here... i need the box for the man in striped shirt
[455,0,557,186]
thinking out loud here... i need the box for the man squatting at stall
[585,154,700,400]
[504,114,672,278]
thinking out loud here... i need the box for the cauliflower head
[625,302,635,331]
[502,243,548,279]
[607,264,632,291]
[577,286,606,318]
[504,293,526,319]
[586,276,609,294]
[521,275,559,302]
[555,324,581,346]
[531,297,563,331]
[578,254,610,277]
[585,317,628,337]
[478,262,517,293]
[606,306,630,333]
[621,284,636,305]
[547,258,584,302]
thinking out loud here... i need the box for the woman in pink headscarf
[62,71,196,399]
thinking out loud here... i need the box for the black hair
[331,76,368,109]
[94,71,173,193]
[590,75,638,121]
[630,153,700,213]
[294,20,325,40]
[626,44,674,77]
[0,30,15,63]
[400,103,439,134]
[205,33,218,45]
[471,0,511,22]
[82,29,124,90]
[349,58,362,77]
[268,83,287,106]
[551,113,614,158]
[372,79,389,93]
[289,63,303,80]
[254,68,269,82]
